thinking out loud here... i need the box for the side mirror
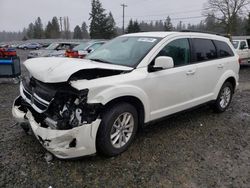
[87,48,93,53]
[149,56,174,72]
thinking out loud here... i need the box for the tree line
[126,13,250,36]
[0,0,250,42]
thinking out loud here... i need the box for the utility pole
[121,4,127,34]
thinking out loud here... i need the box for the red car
[65,41,106,58]
[0,47,17,58]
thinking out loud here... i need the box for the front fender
[213,70,239,100]
[87,85,151,122]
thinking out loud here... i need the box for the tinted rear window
[193,39,217,62]
[213,40,234,58]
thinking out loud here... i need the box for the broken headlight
[44,89,100,130]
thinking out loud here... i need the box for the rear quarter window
[192,38,217,62]
[213,40,234,58]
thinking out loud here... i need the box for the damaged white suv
[12,32,239,159]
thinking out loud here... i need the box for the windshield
[232,41,239,49]
[46,43,59,50]
[86,36,160,67]
[73,42,90,51]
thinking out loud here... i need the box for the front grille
[20,82,50,113]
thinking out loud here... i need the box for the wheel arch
[213,71,238,99]
[101,96,146,129]
[224,77,236,93]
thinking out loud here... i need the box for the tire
[96,102,138,157]
[213,82,233,113]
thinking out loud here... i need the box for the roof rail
[180,30,232,40]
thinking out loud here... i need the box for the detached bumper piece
[12,96,101,159]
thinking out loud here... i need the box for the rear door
[192,38,234,102]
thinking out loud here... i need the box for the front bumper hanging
[12,96,101,159]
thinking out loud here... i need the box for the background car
[28,42,79,58]
[65,41,106,58]
[17,43,42,50]
[232,36,250,64]
[0,47,17,57]
[0,43,9,48]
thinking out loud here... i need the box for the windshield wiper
[89,58,112,64]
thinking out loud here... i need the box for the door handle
[218,64,224,69]
[186,70,196,75]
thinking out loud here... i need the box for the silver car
[28,42,79,58]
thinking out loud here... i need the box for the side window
[240,41,247,50]
[213,40,234,58]
[193,39,217,62]
[157,38,190,67]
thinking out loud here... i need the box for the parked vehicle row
[28,40,105,59]
[28,42,80,58]
[12,32,239,159]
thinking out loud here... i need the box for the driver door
[145,38,199,120]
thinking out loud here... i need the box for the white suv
[12,32,239,159]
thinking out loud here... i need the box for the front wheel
[213,82,233,113]
[96,103,138,157]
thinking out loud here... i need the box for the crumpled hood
[24,57,133,83]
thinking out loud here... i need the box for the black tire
[96,102,138,157]
[213,82,233,113]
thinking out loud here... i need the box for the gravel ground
[1,50,250,188]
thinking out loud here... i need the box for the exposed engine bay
[19,77,102,130]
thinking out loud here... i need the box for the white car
[12,32,239,159]
[232,37,250,64]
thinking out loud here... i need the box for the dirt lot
[1,50,250,188]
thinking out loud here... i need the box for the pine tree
[104,12,117,39]
[51,17,60,38]
[33,17,43,39]
[133,21,141,33]
[127,19,134,33]
[81,22,90,39]
[89,0,107,39]
[26,23,34,39]
[126,19,140,33]
[73,25,82,39]
[45,21,53,38]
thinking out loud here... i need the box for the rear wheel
[213,82,233,113]
[96,103,138,157]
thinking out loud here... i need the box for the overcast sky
[0,0,209,32]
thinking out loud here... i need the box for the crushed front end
[12,77,102,159]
